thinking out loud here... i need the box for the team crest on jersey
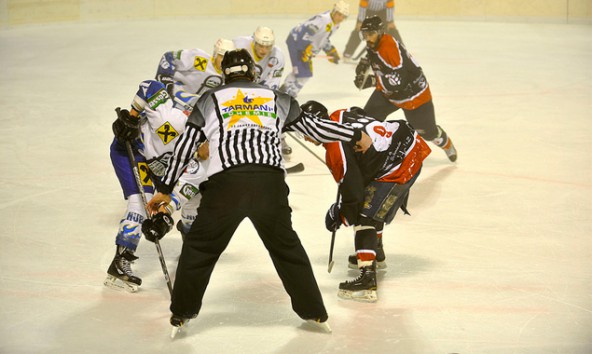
[156,121,179,144]
[220,89,275,128]
[193,56,208,72]
[325,23,333,32]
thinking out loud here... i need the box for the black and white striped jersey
[159,80,358,194]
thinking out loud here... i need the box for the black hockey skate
[104,246,142,293]
[433,125,457,162]
[338,264,378,303]
[348,239,387,270]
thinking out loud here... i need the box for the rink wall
[0,0,591,27]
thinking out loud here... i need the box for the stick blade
[328,260,335,273]
[286,162,305,174]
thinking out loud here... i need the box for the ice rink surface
[0,15,591,354]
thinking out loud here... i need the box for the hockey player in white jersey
[233,27,293,159]
[281,0,349,98]
[105,80,208,292]
[233,26,285,90]
[155,38,235,97]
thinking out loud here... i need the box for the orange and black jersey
[368,34,432,110]
[322,108,430,224]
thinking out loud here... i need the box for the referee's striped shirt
[357,0,395,23]
[159,81,359,194]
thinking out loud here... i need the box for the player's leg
[105,138,154,292]
[404,101,457,162]
[363,90,400,121]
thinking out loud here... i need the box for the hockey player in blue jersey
[280,0,350,98]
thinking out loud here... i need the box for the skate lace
[345,268,368,284]
[117,256,134,277]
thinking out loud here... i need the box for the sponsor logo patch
[156,121,179,145]
[193,56,208,71]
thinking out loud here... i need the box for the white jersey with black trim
[164,48,224,97]
[233,36,285,90]
[159,80,358,194]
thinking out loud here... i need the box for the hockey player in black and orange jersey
[355,16,458,162]
[300,100,430,302]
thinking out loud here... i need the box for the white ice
[0,16,591,354]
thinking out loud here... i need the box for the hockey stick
[353,47,366,60]
[286,132,326,166]
[118,108,174,297]
[327,188,340,273]
[286,162,305,174]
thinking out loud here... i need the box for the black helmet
[300,100,329,120]
[221,48,256,83]
[360,16,384,33]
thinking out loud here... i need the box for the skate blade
[103,275,139,293]
[305,319,332,333]
[348,261,387,270]
[337,289,378,303]
[170,320,189,339]
[170,326,181,339]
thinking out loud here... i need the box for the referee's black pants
[170,165,328,322]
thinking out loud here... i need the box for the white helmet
[253,26,275,46]
[213,38,235,57]
[333,0,350,16]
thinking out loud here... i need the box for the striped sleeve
[160,123,203,194]
[287,115,356,144]
[357,1,368,22]
[386,0,395,22]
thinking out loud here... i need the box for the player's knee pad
[116,194,150,250]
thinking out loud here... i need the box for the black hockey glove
[355,57,370,76]
[142,212,174,243]
[155,74,175,96]
[112,107,140,142]
[325,203,342,232]
[354,74,376,90]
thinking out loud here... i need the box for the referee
[147,49,371,334]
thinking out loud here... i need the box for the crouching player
[300,100,430,302]
[105,80,208,292]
